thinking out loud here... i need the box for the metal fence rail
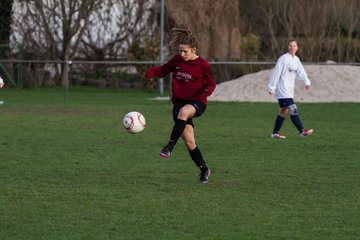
[0,59,359,104]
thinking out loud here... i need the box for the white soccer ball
[123,111,146,134]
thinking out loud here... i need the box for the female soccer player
[145,28,216,183]
[268,39,313,139]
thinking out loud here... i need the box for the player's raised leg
[160,104,196,158]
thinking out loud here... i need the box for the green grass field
[0,88,359,240]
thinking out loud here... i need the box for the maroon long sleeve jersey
[152,54,216,105]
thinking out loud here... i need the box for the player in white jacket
[0,76,4,88]
[268,39,313,139]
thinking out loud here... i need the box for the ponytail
[170,28,198,50]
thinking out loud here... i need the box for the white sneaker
[271,133,286,139]
[300,129,313,137]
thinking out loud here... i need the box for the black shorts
[278,98,294,108]
[172,99,206,127]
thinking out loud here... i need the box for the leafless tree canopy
[239,0,360,62]
[7,0,359,87]
[80,0,156,60]
[11,0,157,84]
[11,0,359,63]
[12,0,100,60]
[11,0,156,61]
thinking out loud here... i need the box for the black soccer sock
[290,115,304,133]
[167,119,187,148]
[273,115,285,133]
[189,147,208,171]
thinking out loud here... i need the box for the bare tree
[163,0,243,82]
[295,0,359,62]
[164,0,242,60]
[9,0,359,87]
[11,0,102,84]
[78,0,157,88]
[11,0,157,86]
[239,0,359,62]
[0,0,13,45]
[331,0,360,61]
[80,0,156,60]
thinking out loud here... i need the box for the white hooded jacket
[268,53,311,99]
